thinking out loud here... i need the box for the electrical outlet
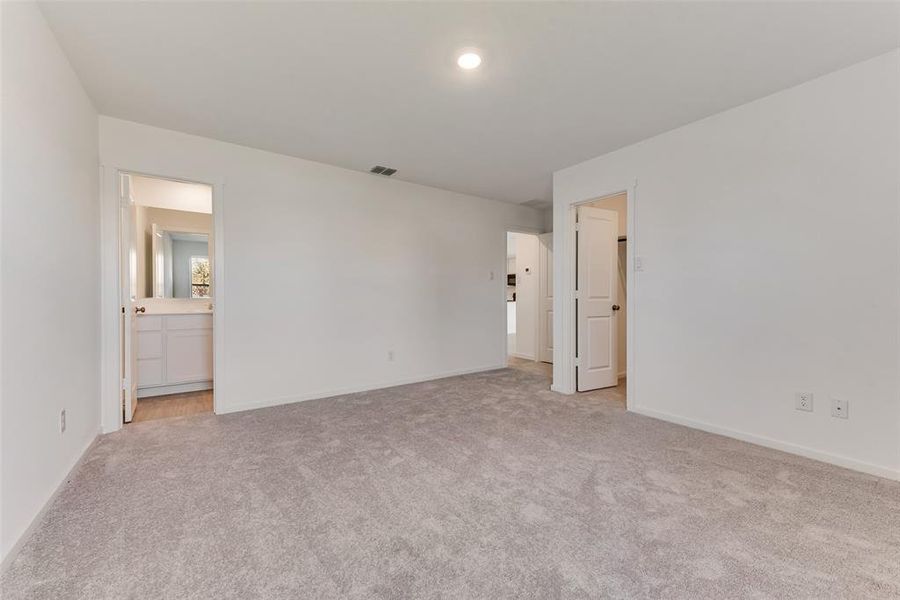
[795,392,813,412]
[388,350,395,362]
[634,256,644,271]
[831,398,849,419]
[60,409,66,433]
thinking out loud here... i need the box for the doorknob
[134,306,145,313]
[612,304,621,311]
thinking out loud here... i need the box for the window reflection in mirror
[151,227,211,299]
[190,255,211,298]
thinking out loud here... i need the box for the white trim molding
[631,405,900,481]
[137,380,212,398]
[219,364,506,415]
[0,433,101,573]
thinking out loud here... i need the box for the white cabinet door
[136,314,213,395]
[166,329,214,383]
[138,359,164,387]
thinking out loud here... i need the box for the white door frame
[504,227,543,367]
[100,165,225,433]
[551,181,636,409]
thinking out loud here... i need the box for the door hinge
[574,223,581,231]
[121,306,125,314]
[574,357,581,367]
[121,378,127,391]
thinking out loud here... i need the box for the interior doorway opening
[506,231,553,381]
[575,193,627,397]
[120,172,215,424]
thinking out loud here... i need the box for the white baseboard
[509,352,536,361]
[218,364,506,415]
[1,430,100,573]
[138,380,212,398]
[630,405,900,482]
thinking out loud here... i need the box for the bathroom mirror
[151,225,211,299]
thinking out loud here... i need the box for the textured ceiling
[40,1,900,203]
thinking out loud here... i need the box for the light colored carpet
[507,355,553,378]
[2,368,899,599]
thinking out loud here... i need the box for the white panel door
[120,173,140,422]
[538,233,553,363]
[576,207,619,391]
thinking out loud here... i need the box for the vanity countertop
[139,308,212,316]
[136,300,213,316]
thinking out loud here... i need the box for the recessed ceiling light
[457,52,482,70]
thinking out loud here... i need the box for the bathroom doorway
[120,172,215,423]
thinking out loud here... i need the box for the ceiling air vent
[370,165,397,176]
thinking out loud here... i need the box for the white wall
[1,2,100,563]
[99,117,544,422]
[541,207,554,233]
[553,50,900,479]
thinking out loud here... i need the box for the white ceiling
[40,2,899,204]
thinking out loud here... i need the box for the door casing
[100,166,224,432]
[551,182,636,409]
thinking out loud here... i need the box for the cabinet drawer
[136,315,163,331]
[166,314,212,331]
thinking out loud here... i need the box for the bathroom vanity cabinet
[136,313,212,397]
